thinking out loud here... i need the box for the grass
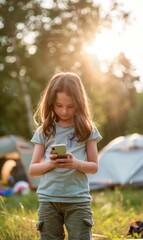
[0,187,143,239]
[91,186,143,239]
[0,191,38,240]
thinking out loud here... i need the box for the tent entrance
[0,135,40,189]
[0,152,28,185]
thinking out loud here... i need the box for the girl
[29,72,102,240]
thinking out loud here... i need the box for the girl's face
[54,92,76,125]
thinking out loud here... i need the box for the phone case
[51,144,66,158]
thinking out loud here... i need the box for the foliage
[0,0,143,147]
[126,92,143,135]
[0,0,100,139]
[0,187,143,239]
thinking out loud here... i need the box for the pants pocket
[81,218,94,240]
[36,221,44,231]
[83,218,94,227]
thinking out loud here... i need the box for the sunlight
[84,30,121,62]
[21,30,39,55]
[84,23,143,69]
[84,0,143,88]
[23,31,38,45]
[121,25,143,71]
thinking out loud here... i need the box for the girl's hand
[50,152,80,169]
[49,152,62,168]
[49,151,98,174]
[49,152,58,161]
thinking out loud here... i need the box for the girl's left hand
[54,153,79,169]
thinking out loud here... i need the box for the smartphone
[51,144,67,158]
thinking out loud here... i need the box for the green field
[0,187,143,240]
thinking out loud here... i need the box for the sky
[85,0,143,91]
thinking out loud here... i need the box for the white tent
[89,133,143,190]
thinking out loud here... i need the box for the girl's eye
[55,104,62,107]
[55,104,74,108]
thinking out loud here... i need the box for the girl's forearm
[29,161,54,177]
[76,161,98,174]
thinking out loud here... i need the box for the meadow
[0,187,143,240]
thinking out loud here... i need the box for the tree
[0,0,142,147]
[126,92,143,134]
[0,0,100,137]
[0,0,41,136]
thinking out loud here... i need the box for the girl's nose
[62,107,67,113]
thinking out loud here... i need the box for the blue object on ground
[0,188,14,196]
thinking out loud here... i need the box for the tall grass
[0,192,39,240]
[0,187,143,239]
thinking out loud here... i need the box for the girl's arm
[74,140,98,174]
[53,140,98,174]
[28,143,55,177]
[81,140,98,174]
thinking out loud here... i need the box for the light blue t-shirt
[31,122,102,203]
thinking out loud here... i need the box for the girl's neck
[56,120,73,128]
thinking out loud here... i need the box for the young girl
[29,72,102,240]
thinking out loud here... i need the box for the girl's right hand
[49,152,58,161]
[49,152,70,168]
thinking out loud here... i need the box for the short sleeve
[31,126,46,146]
[87,126,102,143]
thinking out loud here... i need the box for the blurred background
[0,0,143,149]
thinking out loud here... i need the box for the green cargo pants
[36,202,94,240]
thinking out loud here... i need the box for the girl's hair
[34,72,93,142]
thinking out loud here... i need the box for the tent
[0,135,39,189]
[88,133,143,190]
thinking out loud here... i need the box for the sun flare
[84,0,143,89]
[84,30,121,62]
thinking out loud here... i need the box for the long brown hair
[34,72,93,142]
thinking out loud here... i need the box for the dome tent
[0,135,39,189]
[88,133,143,190]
